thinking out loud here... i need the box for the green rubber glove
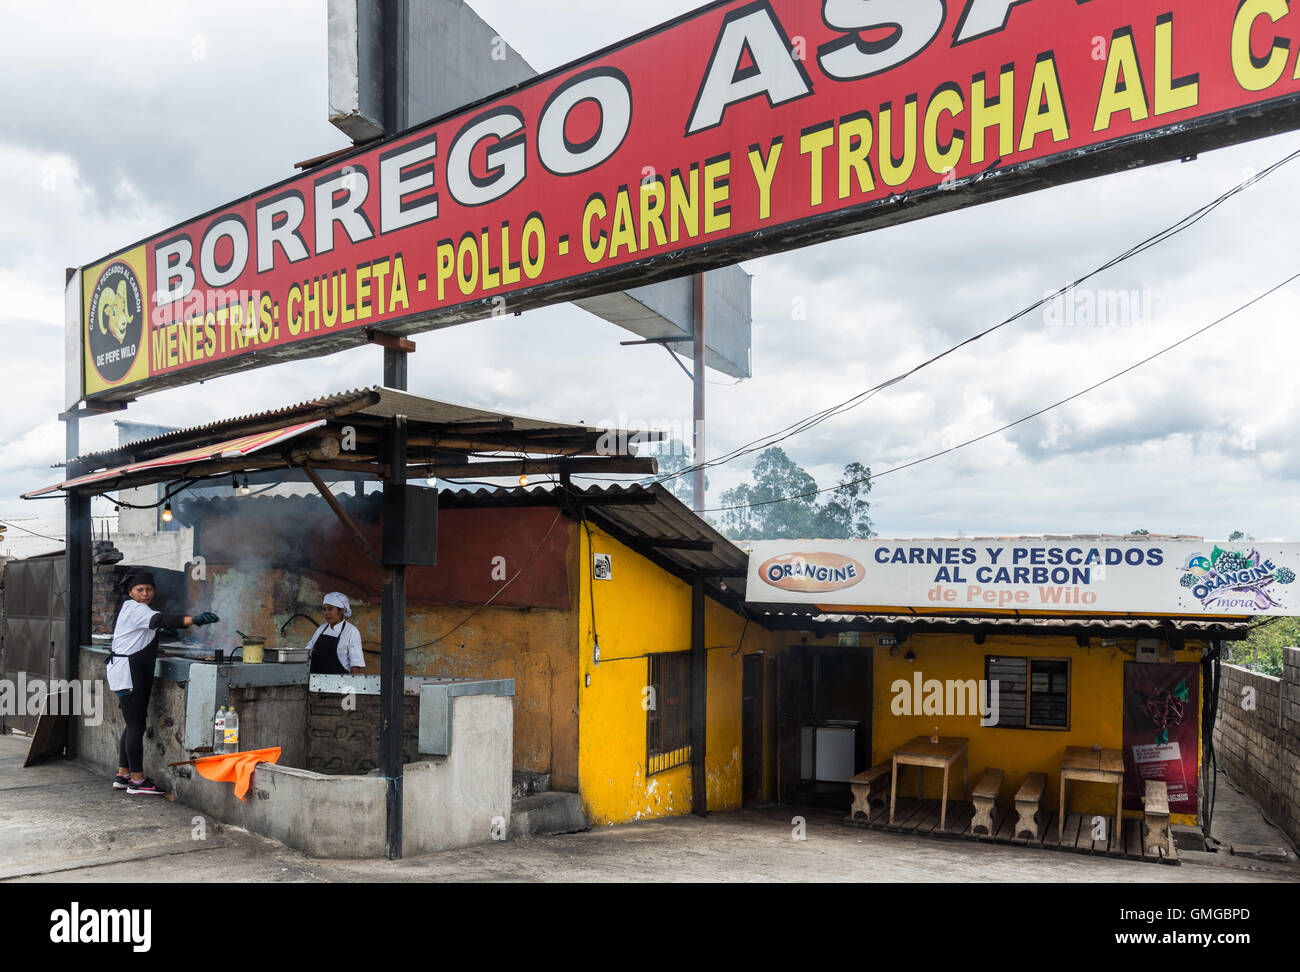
[192,612,220,626]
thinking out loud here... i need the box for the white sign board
[746,539,1300,617]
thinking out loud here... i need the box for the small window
[647,651,692,774]
[984,656,1070,730]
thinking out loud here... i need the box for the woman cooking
[305,592,366,674]
[109,571,219,795]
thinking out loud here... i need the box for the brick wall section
[91,554,122,635]
[1212,647,1300,848]
[307,693,421,775]
[90,548,188,636]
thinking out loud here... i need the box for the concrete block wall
[307,693,420,774]
[1212,647,1300,848]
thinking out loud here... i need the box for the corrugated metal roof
[369,482,749,594]
[583,487,746,574]
[878,534,1205,542]
[26,421,328,499]
[69,389,377,466]
[66,387,662,471]
[347,387,635,434]
[755,611,1251,638]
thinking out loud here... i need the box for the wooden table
[1059,746,1124,840]
[890,736,969,831]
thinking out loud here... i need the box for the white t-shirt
[106,600,160,692]
[304,621,365,671]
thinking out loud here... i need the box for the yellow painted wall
[404,601,579,790]
[575,522,759,826]
[871,633,1205,822]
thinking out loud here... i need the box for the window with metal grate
[647,650,692,774]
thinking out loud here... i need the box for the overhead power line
[644,145,1300,488]
[694,269,1300,516]
[0,518,66,542]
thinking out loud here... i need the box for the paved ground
[1,734,1295,883]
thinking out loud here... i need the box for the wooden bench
[970,768,1004,836]
[1013,773,1047,841]
[1143,780,1171,856]
[849,763,893,821]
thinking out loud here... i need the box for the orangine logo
[758,552,864,593]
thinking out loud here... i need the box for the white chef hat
[322,592,352,617]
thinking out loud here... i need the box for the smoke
[180,492,379,648]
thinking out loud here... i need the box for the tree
[1130,529,1150,536]
[717,447,874,540]
[816,461,874,539]
[1228,617,1299,677]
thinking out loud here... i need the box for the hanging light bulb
[518,473,529,487]
[161,501,173,523]
[237,475,251,496]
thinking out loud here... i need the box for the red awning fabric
[22,420,326,498]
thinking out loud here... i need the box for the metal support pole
[692,273,705,513]
[691,576,707,816]
[380,0,409,134]
[383,347,408,390]
[63,415,91,759]
[380,342,409,859]
[381,413,407,859]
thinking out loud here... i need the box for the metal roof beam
[299,464,384,569]
[644,537,714,551]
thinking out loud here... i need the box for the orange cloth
[194,747,282,801]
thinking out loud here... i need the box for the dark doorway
[776,644,872,810]
[741,653,763,804]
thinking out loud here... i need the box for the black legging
[117,645,158,774]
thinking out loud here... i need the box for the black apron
[310,626,347,674]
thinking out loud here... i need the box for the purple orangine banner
[1123,663,1200,815]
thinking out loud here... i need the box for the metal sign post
[380,412,407,860]
[377,330,410,859]
[693,273,705,514]
[328,0,753,382]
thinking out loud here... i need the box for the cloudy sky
[2,0,1299,557]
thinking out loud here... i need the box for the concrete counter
[80,644,312,770]
[76,646,515,857]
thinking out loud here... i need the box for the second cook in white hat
[304,592,366,674]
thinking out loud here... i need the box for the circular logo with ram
[88,261,144,384]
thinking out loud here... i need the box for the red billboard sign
[78,0,1300,400]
